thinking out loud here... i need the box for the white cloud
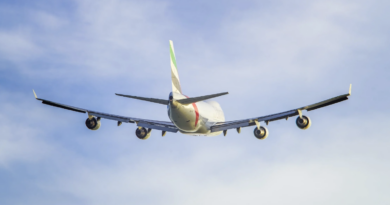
[0,0,175,84]
[32,11,67,29]
[0,90,54,167]
[29,115,390,205]
[0,31,42,63]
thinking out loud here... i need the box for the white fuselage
[168,92,225,136]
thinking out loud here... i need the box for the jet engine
[136,127,151,140]
[296,115,312,130]
[85,117,101,130]
[253,126,269,140]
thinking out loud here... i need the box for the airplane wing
[33,90,178,133]
[211,85,352,132]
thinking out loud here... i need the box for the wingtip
[33,89,37,99]
[349,84,352,95]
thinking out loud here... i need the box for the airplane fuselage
[168,92,224,136]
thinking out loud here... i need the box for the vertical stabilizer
[170,40,182,94]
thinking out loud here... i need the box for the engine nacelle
[85,117,101,130]
[136,127,151,140]
[253,126,269,140]
[296,115,312,130]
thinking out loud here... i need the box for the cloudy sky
[1,0,389,204]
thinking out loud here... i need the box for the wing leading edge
[33,90,178,133]
[211,85,352,132]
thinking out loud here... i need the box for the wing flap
[211,110,298,132]
[301,95,349,111]
[138,121,179,133]
[211,121,249,132]
[257,110,298,122]
[40,99,87,113]
[88,111,134,123]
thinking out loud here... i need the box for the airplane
[33,40,352,140]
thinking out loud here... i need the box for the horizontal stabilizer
[115,93,169,105]
[177,92,229,104]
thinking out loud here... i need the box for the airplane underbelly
[169,103,198,132]
[169,100,225,136]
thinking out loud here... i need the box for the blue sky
[1,0,390,204]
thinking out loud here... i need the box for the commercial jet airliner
[33,41,352,140]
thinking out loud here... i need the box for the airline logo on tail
[170,40,182,94]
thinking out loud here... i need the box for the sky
[0,0,390,204]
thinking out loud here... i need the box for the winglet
[349,84,352,96]
[33,89,38,99]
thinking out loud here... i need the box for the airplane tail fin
[170,40,182,94]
